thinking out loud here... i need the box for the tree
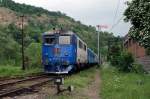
[124,0,150,48]
[25,43,41,68]
[0,31,21,65]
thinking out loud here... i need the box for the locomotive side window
[84,44,87,51]
[79,40,83,49]
[78,39,87,50]
[44,37,56,44]
[59,36,70,44]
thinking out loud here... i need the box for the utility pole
[20,15,25,70]
[96,25,108,64]
[96,25,101,65]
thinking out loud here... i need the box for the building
[123,34,146,58]
[124,34,150,72]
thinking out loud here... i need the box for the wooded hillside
[0,0,114,67]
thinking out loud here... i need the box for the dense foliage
[108,37,135,72]
[119,51,134,72]
[110,49,134,72]
[0,30,21,65]
[124,0,150,48]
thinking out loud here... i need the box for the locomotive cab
[42,31,76,74]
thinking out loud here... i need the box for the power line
[112,0,121,24]
[110,0,122,32]
[110,16,124,31]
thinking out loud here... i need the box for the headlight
[64,52,69,56]
[63,61,69,65]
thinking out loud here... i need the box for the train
[42,30,98,74]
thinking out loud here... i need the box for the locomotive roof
[43,30,89,47]
[43,30,74,36]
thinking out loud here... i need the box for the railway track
[0,74,55,98]
[0,72,45,84]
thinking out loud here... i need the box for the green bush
[109,47,135,72]
[132,63,145,74]
[118,51,134,72]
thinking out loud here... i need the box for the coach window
[45,37,56,44]
[59,36,71,44]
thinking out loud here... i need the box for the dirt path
[82,70,101,99]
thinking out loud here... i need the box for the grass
[65,68,96,89]
[101,63,150,99]
[0,65,42,77]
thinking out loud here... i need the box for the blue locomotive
[42,30,98,74]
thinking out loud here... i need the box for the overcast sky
[13,0,131,36]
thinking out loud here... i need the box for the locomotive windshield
[59,36,71,44]
[44,35,71,45]
[44,36,57,44]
